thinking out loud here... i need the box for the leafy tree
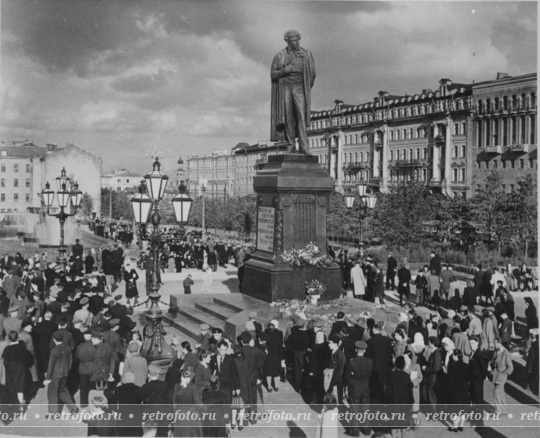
[100,188,133,221]
[371,179,434,246]
[471,171,507,250]
[79,192,94,218]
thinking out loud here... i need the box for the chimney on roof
[47,143,58,152]
[496,72,509,80]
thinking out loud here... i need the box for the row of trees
[329,170,537,259]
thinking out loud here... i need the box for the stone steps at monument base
[175,306,227,332]
[212,296,245,313]
[194,301,237,321]
[164,313,208,340]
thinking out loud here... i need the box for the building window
[460,168,466,182]
[423,148,428,160]
[0,179,4,187]
[25,179,30,188]
[389,150,393,161]
[0,194,4,202]
[511,160,515,169]
[502,160,506,169]
[454,124,459,135]
[530,159,534,168]
[25,194,30,202]
[26,164,30,173]
[416,148,420,160]
[0,165,5,173]
[453,168,458,182]
[520,159,524,168]
[14,164,18,173]
[14,179,18,187]
[14,194,18,202]
[493,160,497,169]
[453,145,458,158]
[461,145,466,157]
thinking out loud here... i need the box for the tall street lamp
[200,178,207,240]
[130,158,193,376]
[344,179,377,257]
[41,167,83,265]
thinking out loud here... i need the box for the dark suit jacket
[72,243,84,259]
[49,328,75,350]
[468,349,487,382]
[47,342,73,379]
[387,257,397,272]
[209,354,239,390]
[34,320,57,348]
[423,348,442,385]
[365,334,393,384]
[344,356,372,397]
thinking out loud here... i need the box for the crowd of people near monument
[0,240,538,438]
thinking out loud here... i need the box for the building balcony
[507,144,530,153]
[391,159,423,168]
[368,177,381,187]
[342,162,368,170]
[485,145,502,154]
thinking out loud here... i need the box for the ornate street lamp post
[344,179,377,257]
[41,168,83,265]
[200,178,207,240]
[130,158,193,376]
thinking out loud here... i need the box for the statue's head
[284,30,301,49]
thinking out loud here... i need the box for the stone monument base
[242,258,342,303]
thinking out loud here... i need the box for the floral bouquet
[281,242,334,269]
[305,279,327,298]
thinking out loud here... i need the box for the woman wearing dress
[194,351,212,394]
[403,350,423,427]
[264,320,284,392]
[123,263,139,307]
[172,367,207,437]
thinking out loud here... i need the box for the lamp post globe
[172,180,193,227]
[70,181,83,208]
[130,181,153,224]
[41,182,55,208]
[55,167,70,192]
[145,158,169,201]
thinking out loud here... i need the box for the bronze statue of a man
[270,30,316,154]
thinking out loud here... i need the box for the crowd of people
[0,241,538,438]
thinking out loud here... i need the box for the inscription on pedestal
[257,207,275,253]
[293,194,316,241]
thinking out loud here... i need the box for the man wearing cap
[110,294,128,319]
[75,328,96,407]
[285,316,309,393]
[344,341,372,437]
[196,323,212,352]
[103,318,124,380]
[91,331,116,384]
[270,30,316,154]
[183,274,194,295]
[3,305,22,335]
[208,328,224,354]
[73,297,92,328]
[122,342,148,387]
[3,269,21,301]
[45,331,79,416]
[143,364,172,437]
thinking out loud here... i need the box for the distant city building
[0,141,102,214]
[308,72,536,197]
[101,169,143,192]
[186,149,236,198]
[471,72,537,193]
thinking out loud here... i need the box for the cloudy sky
[1,0,537,175]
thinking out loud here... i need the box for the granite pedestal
[242,154,342,302]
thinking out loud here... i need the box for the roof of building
[0,141,47,159]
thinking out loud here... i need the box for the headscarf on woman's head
[411,332,425,353]
[441,337,455,350]
[398,312,408,323]
[245,320,256,331]
[270,319,279,329]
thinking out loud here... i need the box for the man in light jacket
[490,337,514,414]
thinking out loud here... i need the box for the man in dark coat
[429,252,442,276]
[33,311,57,380]
[473,264,484,302]
[420,336,442,414]
[142,364,171,437]
[45,332,78,416]
[112,244,124,283]
[386,253,397,291]
[183,274,194,294]
[372,264,385,307]
[49,318,75,351]
[91,331,116,383]
[462,280,477,310]
[344,341,372,437]
[75,329,96,407]
[72,239,84,276]
[330,312,348,337]
[365,322,392,403]
[210,340,239,403]
[109,372,144,437]
[468,336,488,425]
[284,317,309,393]
[326,334,346,404]
[241,332,266,423]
